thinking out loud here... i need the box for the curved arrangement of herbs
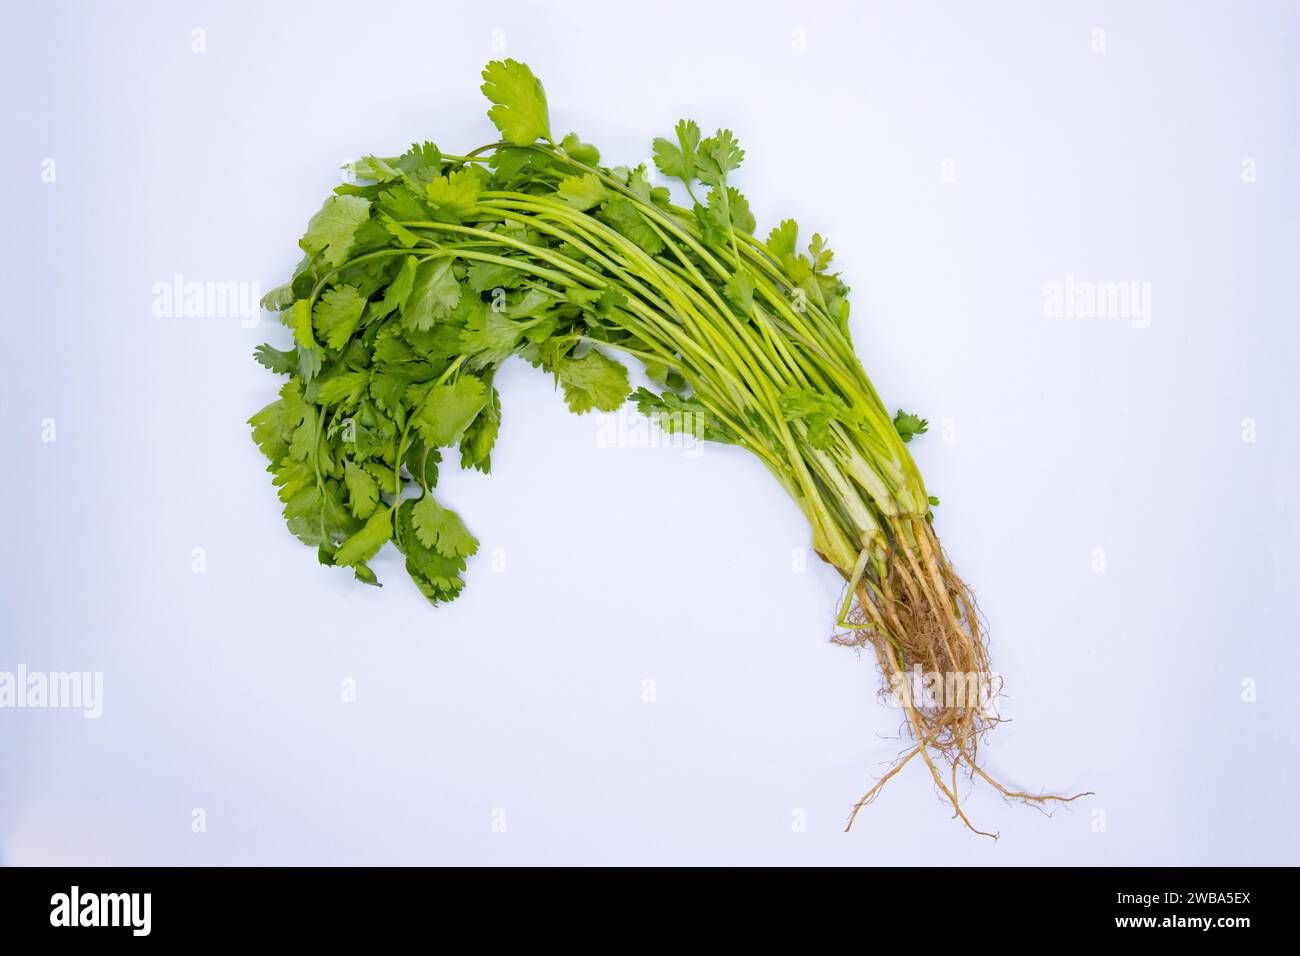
[250,60,1084,833]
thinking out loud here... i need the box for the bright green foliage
[334,507,393,568]
[251,60,932,607]
[402,259,461,331]
[301,195,371,266]
[394,142,441,188]
[652,119,701,184]
[412,493,479,558]
[559,132,600,165]
[555,173,609,211]
[414,378,488,447]
[313,285,367,350]
[395,499,467,603]
[598,197,664,254]
[480,59,551,146]
[554,350,631,414]
[425,168,483,222]
[892,410,929,443]
[343,460,380,518]
[695,129,744,187]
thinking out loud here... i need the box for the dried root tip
[837,517,1091,835]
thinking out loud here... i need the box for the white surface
[2,0,1297,865]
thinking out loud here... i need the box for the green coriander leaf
[724,269,755,313]
[395,500,467,604]
[367,364,414,415]
[560,132,600,165]
[271,456,313,503]
[408,322,467,362]
[424,167,483,223]
[333,506,393,567]
[362,458,396,491]
[301,194,371,267]
[481,59,551,146]
[808,233,834,273]
[786,255,813,285]
[524,318,558,344]
[343,459,380,519]
[893,409,929,443]
[466,259,524,293]
[287,402,319,463]
[316,370,369,408]
[599,197,664,254]
[651,138,685,181]
[401,258,461,331]
[460,308,532,367]
[292,299,323,382]
[372,326,419,363]
[381,215,421,248]
[459,378,500,472]
[312,284,367,351]
[407,562,464,605]
[248,386,304,462]
[767,219,799,262]
[695,129,744,187]
[403,441,442,491]
[285,255,319,302]
[348,155,400,183]
[486,147,534,189]
[352,561,381,587]
[281,477,361,549]
[555,172,609,211]
[395,141,442,189]
[340,338,374,373]
[376,255,418,318]
[593,287,627,317]
[692,202,727,247]
[506,287,562,319]
[652,119,700,183]
[731,190,756,234]
[260,281,295,312]
[411,493,479,558]
[253,343,296,374]
[626,165,654,202]
[414,376,488,446]
[708,185,755,234]
[249,403,289,462]
[376,184,431,222]
[557,349,629,414]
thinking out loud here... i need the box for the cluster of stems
[383,143,931,593]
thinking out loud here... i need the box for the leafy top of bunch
[250,60,928,605]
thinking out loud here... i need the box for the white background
[2,0,1297,864]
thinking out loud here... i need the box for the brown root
[835,515,1092,836]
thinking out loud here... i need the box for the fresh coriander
[251,59,1086,832]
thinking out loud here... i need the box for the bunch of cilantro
[251,60,933,610]
[248,60,1082,831]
